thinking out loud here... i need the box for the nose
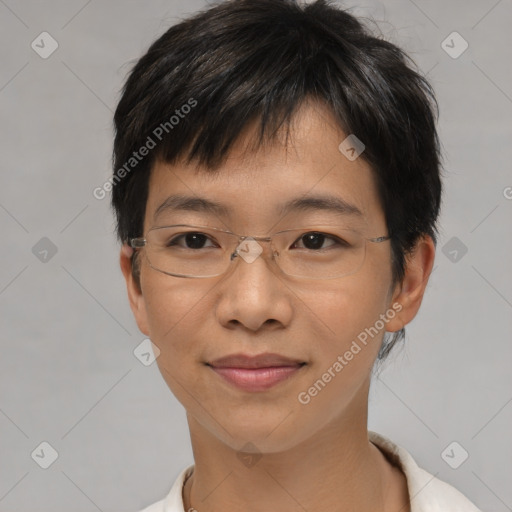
[215,238,293,332]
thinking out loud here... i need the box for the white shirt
[139,431,482,512]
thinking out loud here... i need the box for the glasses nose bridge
[240,234,273,244]
[230,232,279,263]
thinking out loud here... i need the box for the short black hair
[111,0,443,360]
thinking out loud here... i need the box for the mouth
[206,353,307,392]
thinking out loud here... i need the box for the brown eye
[292,232,345,251]
[168,232,216,249]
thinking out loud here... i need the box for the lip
[206,353,306,392]
[208,352,305,369]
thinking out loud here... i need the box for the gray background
[1,0,511,510]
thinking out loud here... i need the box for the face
[122,100,417,454]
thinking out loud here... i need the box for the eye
[167,232,218,249]
[291,231,349,251]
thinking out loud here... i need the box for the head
[113,0,440,452]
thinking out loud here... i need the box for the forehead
[145,100,385,232]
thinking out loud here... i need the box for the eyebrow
[153,193,364,221]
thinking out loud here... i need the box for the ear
[385,235,436,333]
[120,244,150,336]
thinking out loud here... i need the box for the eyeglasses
[129,224,391,279]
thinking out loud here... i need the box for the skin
[120,98,435,512]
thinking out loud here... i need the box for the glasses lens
[274,227,367,279]
[145,225,233,277]
[144,225,368,279]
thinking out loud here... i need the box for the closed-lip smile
[206,352,306,392]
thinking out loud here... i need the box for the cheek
[141,277,215,407]
[141,274,212,359]
[299,270,390,350]
[291,278,390,422]
[294,268,392,408]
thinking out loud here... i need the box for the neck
[182,387,409,512]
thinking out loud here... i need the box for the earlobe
[385,235,436,333]
[120,244,150,336]
[384,296,405,333]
